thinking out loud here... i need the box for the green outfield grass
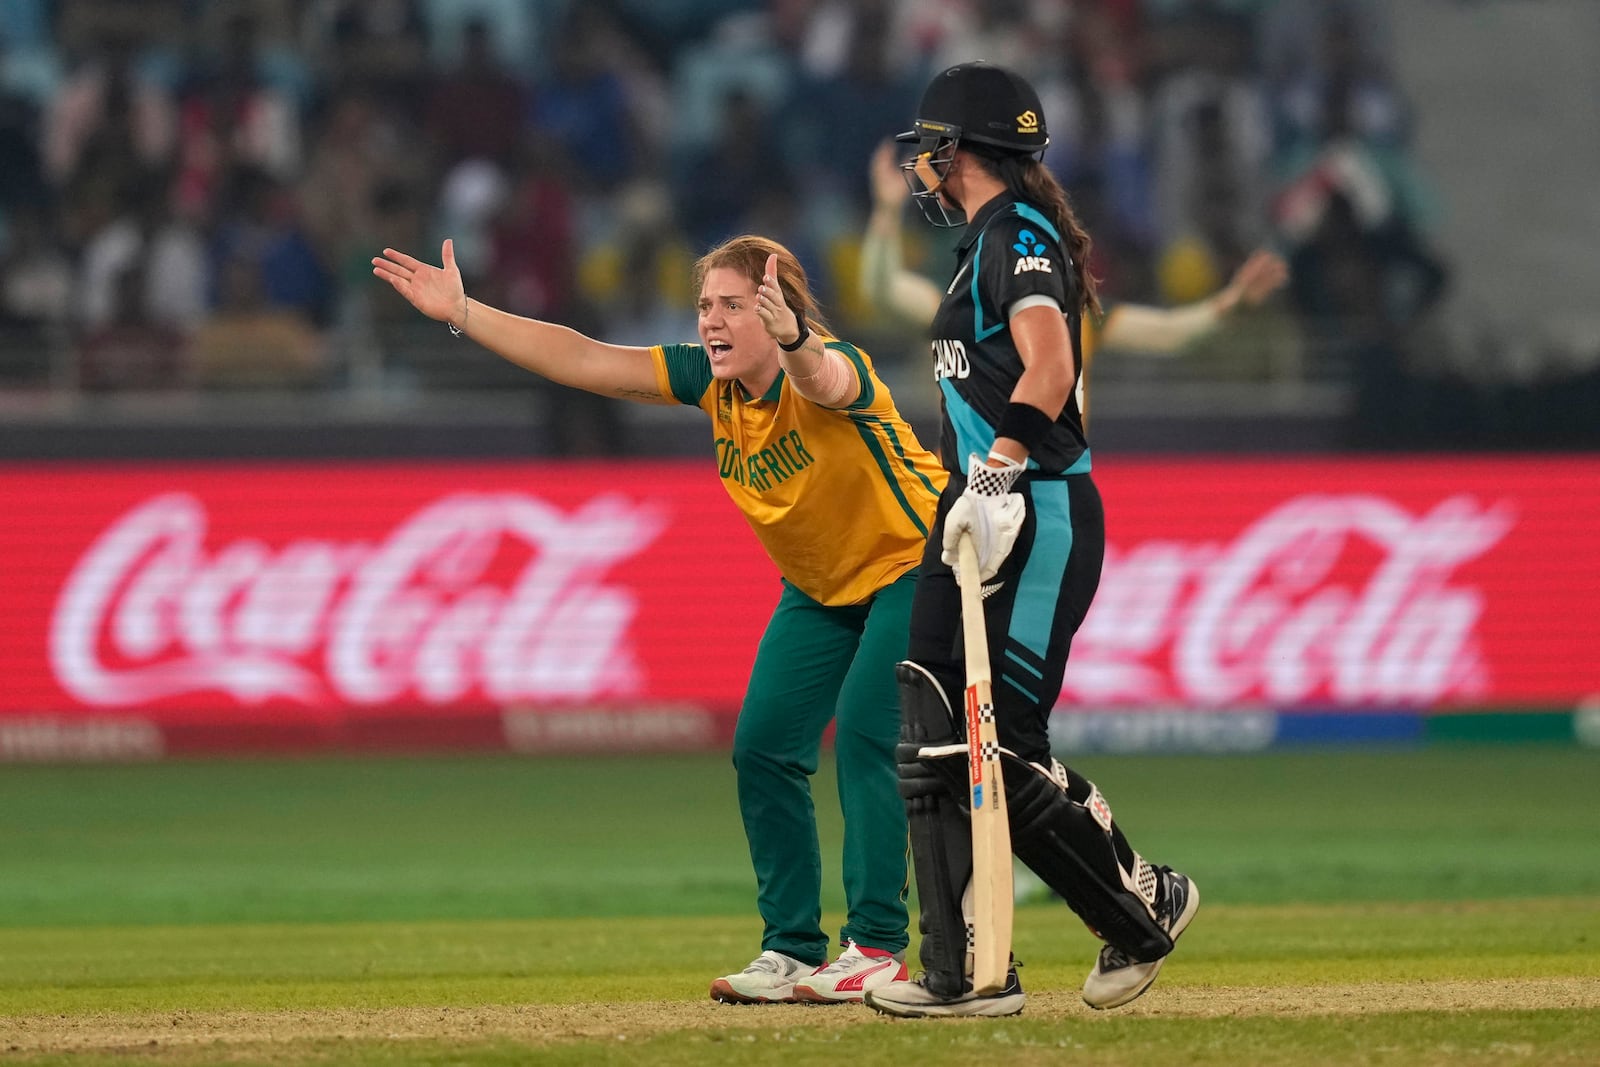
[1,746,1597,1064]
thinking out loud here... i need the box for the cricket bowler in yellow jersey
[375,231,946,1006]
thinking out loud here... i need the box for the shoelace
[743,953,791,976]
[813,950,868,976]
[1098,944,1134,970]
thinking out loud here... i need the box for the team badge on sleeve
[1012,230,1053,275]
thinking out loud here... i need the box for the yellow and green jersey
[651,340,947,607]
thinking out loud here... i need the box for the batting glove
[942,453,1026,584]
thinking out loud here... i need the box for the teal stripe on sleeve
[1012,203,1062,243]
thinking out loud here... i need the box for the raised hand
[755,252,803,346]
[869,141,909,215]
[1216,249,1289,314]
[372,239,468,328]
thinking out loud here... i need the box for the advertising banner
[3,456,1596,756]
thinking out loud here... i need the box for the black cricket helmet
[896,62,1049,226]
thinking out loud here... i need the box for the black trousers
[905,471,1105,762]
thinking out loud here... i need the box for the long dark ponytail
[971,146,1102,320]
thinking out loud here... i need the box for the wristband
[447,297,469,338]
[778,318,811,352]
[966,451,1023,495]
[995,401,1054,453]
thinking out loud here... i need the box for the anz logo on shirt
[1012,230,1053,275]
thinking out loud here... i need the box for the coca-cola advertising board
[2,456,1596,758]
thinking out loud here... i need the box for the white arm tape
[784,346,858,408]
[1007,293,1061,319]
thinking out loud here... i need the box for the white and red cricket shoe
[791,941,907,1004]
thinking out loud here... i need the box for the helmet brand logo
[1016,110,1040,134]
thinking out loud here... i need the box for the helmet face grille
[900,133,966,228]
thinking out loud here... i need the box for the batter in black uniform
[865,62,1199,1019]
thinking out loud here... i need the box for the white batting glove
[941,453,1026,584]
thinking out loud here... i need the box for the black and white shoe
[1082,868,1199,1010]
[864,966,1025,1018]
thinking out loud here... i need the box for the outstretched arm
[859,141,944,324]
[1101,248,1289,355]
[372,239,670,403]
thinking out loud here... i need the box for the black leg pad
[907,732,1172,962]
[1005,758,1172,960]
[896,660,971,997]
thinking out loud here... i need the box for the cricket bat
[956,531,1013,994]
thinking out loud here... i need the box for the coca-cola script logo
[1067,494,1515,707]
[50,492,667,707]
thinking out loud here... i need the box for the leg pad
[910,732,1170,961]
[896,660,971,997]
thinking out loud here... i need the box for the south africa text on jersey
[715,430,816,491]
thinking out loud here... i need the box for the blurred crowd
[0,0,1457,436]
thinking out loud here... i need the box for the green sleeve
[827,340,877,411]
[658,343,714,406]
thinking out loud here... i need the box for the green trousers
[732,570,916,965]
